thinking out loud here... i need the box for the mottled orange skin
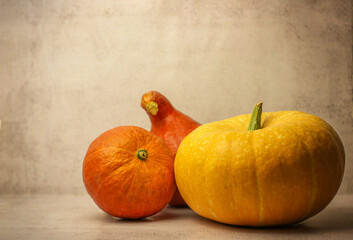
[141,91,201,207]
[175,111,345,226]
[82,126,176,219]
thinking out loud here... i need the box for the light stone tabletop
[0,194,352,240]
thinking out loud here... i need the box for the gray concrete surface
[0,0,352,194]
[0,194,352,239]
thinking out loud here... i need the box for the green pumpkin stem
[248,102,263,131]
[137,149,148,160]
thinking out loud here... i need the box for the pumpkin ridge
[111,158,136,175]
[310,119,345,175]
[285,123,317,217]
[286,119,345,215]
[131,126,146,147]
[320,122,345,177]
[204,135,216,220]
[101,160,136,192]
[301,139,317,216]
[86,147,135,159]
[125,164,139,201]
[96,163,135,206]
[83,148,135,186]
[250,133,264,224]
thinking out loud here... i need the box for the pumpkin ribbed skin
[83,126,176,219]
[175,111,345,226]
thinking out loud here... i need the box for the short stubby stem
[248,102,263,131]
[146,102,158,115]
[137,149,148,160]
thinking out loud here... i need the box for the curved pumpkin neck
[142,91,177,124]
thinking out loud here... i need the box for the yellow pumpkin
[175,103,345,226]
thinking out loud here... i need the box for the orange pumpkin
[141,91,201,207]
[82,126,176,219]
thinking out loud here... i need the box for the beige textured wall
[0,0,352,194]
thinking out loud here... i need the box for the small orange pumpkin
[82,126,176,219]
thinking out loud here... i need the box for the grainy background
[0,0,352,194]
